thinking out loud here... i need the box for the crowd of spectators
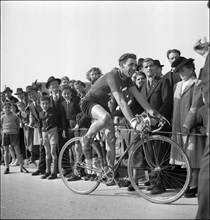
[0,47,208,200]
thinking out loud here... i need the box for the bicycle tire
[128,135,191,204]
[58,136,102,195]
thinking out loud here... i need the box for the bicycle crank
[100,166,115,184]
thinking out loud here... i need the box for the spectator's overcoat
[171,75,205,168]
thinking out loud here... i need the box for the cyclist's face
[122,58,137,78]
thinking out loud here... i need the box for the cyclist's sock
[85,159,92,174]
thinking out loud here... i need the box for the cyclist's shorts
[81,96,111,118]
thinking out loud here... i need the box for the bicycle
[58,113,191,204]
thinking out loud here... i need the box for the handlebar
[135,112,171,134]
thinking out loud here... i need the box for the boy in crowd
[16,101,37,165]
[39,96,59,180]
[1,102,29,174]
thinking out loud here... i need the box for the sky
[1,1,209,93]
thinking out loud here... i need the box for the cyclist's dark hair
[118,53,136,66]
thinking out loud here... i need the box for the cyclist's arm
[106,71,134,123]
[128,86,154,115]
[112,91,134,123]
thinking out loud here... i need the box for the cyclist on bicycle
[80,53,163,171]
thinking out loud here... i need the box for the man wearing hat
[14,88,29,107]
[3,87,18,104]
[45,76,62,105]
[46,76,69,175]
[26,85,46,176]
[154,59,164,78]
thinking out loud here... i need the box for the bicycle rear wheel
[128,135,191,204]
[58,136,103,195]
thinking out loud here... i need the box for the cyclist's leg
[81,104,112,175]
[81,104,112,150]
[104,120,116,167]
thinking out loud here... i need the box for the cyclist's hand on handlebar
[151,118,158,126]
[135,120,151,133]
[130,117,151,133]
[146,109,162,119]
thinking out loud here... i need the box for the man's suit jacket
[49,93,65,131]
[140,75,172,131]
[61,99,81,131]
[163,70,181,92]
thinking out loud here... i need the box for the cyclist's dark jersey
[84,68,134,106]
[81,68,135,117]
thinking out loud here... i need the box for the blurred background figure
[154,59,164,78]
[74,80,87,98]
[193,34,210,219]
[86,67,103,88]
[132,71,146,91]
[136,58,144,72]
[3,87,18,104]
[60,76,70,88]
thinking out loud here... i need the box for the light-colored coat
[170,75,205,168]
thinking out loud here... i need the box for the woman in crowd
[170,57,205,198]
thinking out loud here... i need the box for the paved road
[1,165,198,219]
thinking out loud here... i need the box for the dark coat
[49,94,65,131]
[61,99,81,131]
[171,76,205,168]
[163,70,181,92]
[140,75,172,131]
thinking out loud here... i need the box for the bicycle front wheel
[128,135,191,204]
[58,137,103,195]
